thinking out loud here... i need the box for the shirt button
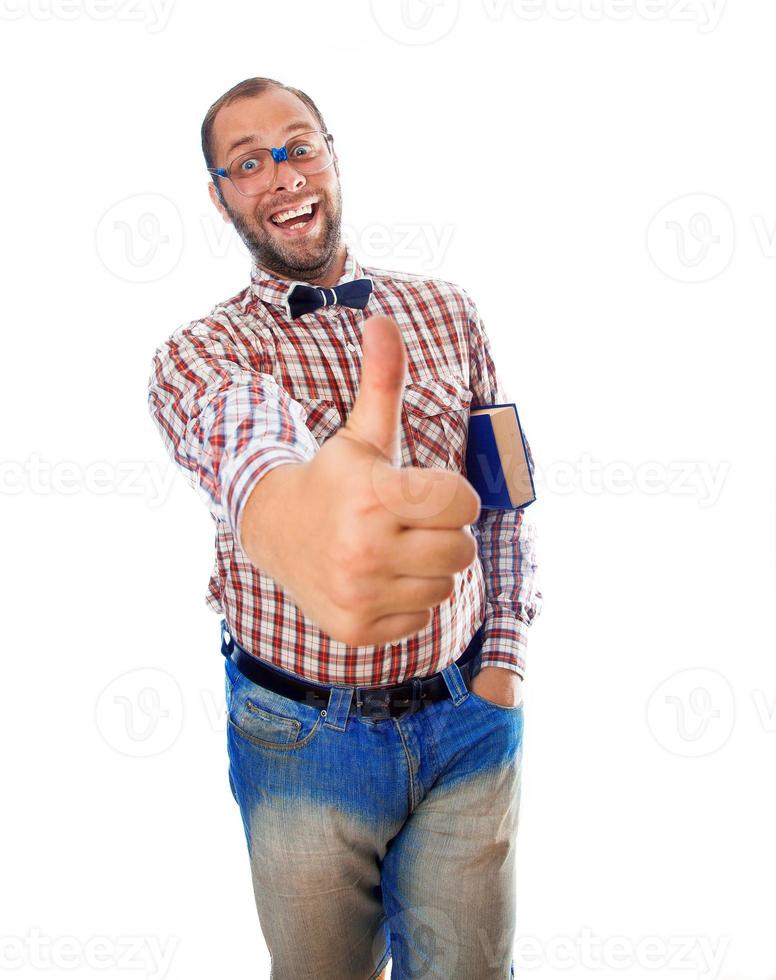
[346,343,357,353]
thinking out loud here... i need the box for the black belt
[222,623,485,719]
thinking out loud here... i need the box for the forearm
[462,287,543,679]
[472,478,542,681]
[238,461,309,580]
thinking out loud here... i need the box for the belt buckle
[357,678,424,720]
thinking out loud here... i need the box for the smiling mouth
[268,200,320,232]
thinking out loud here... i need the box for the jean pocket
[466,689,525,712]
[227,671,325,751]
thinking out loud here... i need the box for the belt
[222,622,485,719]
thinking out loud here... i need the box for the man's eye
[240,158,260,172]
[291,144,313,157]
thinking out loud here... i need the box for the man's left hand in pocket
[469,666,523,708]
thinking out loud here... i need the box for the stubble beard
[223,183,344,283]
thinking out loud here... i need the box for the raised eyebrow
[225,121,315,158]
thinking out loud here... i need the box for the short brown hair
[201,76,329,181]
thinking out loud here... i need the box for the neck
[256,243,348,289]
[305,243,347,287]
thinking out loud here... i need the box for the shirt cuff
[477,609,529,680]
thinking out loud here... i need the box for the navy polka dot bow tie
[285,277,373,319]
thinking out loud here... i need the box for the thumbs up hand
[240,314,481,647]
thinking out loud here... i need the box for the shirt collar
[248,244,366,312]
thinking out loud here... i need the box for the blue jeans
[222,619,523,980]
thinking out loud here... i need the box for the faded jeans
[222,619,523,980]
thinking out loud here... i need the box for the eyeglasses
[208,130,335,197]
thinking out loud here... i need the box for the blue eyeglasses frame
[207,130,335,197]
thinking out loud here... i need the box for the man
[147,76,542,980]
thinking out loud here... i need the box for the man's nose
[270,159,306,194]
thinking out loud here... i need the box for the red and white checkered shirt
[147,246,542,684]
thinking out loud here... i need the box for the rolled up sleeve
[147,317,319,548]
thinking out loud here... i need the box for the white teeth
[271,203,315,225]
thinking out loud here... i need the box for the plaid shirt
[147,246,542,685]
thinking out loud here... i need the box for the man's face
[208,87,343,281]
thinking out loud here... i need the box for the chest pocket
[402,374,473,472]
[295,397,342,447]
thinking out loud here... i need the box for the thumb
[344,315,408,465]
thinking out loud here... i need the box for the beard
[223,182,344,283]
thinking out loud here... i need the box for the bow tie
[285,278,373,319]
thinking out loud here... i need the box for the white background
[1,1,774,978]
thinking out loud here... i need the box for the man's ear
[333,152,340,178]
[208,180,232,224]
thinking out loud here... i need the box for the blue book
[465,403,536,510]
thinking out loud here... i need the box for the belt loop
[440,659,470,705]
[322,686,353,731]
[220,619,234,658]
